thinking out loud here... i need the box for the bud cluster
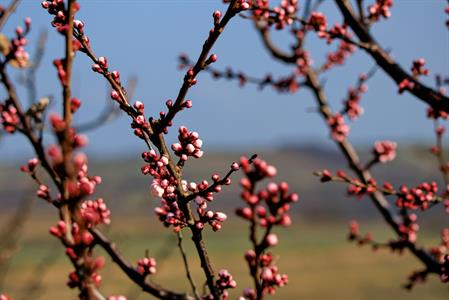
[251,0,299,30]
[243,251,288,299]
[3,17,31,68]
[41,0,81,33]
[131,101,150,139]
[67,254,105,289]
[136,257,157,276]
[373,140,397,163]
[395,182,438,210]
[0,103,20,133]
[321,41,355,71]
[398,78,415,94]
[215,269,237,299]
[171,126,204,161]
[237,156,297,297]
[411,58,429,77]
[80,198,111,228]
[327,113,350,142]
[368,0,393,21]
[341,76,368,120]
[308,12,328,38]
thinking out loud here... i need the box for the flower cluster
[67,151,102,199]
[411,58,429,77]
[368,0,393,21]
[41,0,80,33]
[0,103,20,133]
[322,41,355,71]
[430,229,449,264]
[327,23,351,43]
[243,251,288,299]
[80,198,111,228]
[195,199,228,232]
[141,150,169,178]
[327,113,350,142]
[136,257,157,276]
[4,18,31,68]
[154,199,186,231]
[398,213,419,243]
[171,126,204,161]
[215,269,237,299]
[395,182,438,210]
[347,178,377,199]
[398,78,415,94]
[342,79,368,120]
[308,12,327,38]
[373,140,397,163]
[130,101,150,139]
[67,255,105,289]
[251,0,299,30]
[237,156,297,297]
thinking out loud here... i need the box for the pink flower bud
[261,268,274,282]
[231,162,240,171]
[185,143,195,154]
[134,101,144,111]
[80,180,95,195]
[266,233,278,246]
[214,212,227,222]
[213,10,222,23]
[266,165,277,177]
[82,231,94,245]
[171,143,182,152]
[241,2,250,10]
[206,210,214,219]
[111,90,120,101]
[98,56,108,68]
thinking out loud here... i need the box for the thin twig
[0,0,21,31]
[177,231,199,299]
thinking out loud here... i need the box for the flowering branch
[334,0,449,113]
[90,229,193,300]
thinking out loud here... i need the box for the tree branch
[91,229,194,300]
[334,0,449,113]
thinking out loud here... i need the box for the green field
[1,213,447,300]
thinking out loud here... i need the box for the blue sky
[1,0,448,160]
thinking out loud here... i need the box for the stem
[433,120,449,193]
[91,229,193,300]
[60,0,76,247]
[0,0,21,31]
[189,225,218,298]
[177,231,199,299]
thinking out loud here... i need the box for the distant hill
[0,144,446,226]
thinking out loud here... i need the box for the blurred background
[0,0,448,299]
